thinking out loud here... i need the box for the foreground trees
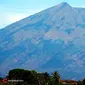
[7,68,61,85]
[51,71,60,85]
[0,77,3,80]
[8,69,38,84]
[2,68,85,85]
[3,68,85,85]
[82,78,85,85]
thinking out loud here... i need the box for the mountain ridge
[0,2,85,80]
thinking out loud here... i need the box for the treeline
[0,68,61,85]
[0,68,85,85]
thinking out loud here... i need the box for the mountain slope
[0,2,85,79]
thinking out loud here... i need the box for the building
[1,78,7,83]
[60,80,77,85]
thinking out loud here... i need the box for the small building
[1,78,7,83]
[60,80,77,85]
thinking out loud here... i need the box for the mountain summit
[57,2,71,7]
[0,2,85,80]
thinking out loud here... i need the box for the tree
[31,70,39,84]
[52,71,60,85]
[82,78,85,85]
[8,68,25,80]
[22,70,33,83]
[77,80,83,85]
[0,77,3,81]
[44,72,51,85]
[8,68,38,85]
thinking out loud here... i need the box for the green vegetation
[0,68,85,85]
[7,68,61,85]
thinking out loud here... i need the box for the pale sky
[0,0,85,28]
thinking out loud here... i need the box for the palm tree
[52,71,60,85]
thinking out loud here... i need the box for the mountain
[0,2,85,80]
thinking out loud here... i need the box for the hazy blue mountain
[0,2,85,79]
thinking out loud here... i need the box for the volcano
[0,2,85,80]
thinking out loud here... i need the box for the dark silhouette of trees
[7,69,62,85]
[6,68,81,85]
[8,68,25,80]
[43,72,51,85]
[0,77,3,81]
[77,80,83,85]
[82,78,85,85]
[8,69,38,84]
[51,71,60,85]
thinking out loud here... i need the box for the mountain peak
[57,2,71,8]
[60,2,69,5]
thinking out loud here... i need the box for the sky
[0,0,85,28]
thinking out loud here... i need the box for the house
[60,80,77,85]
[1,78,7,83]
